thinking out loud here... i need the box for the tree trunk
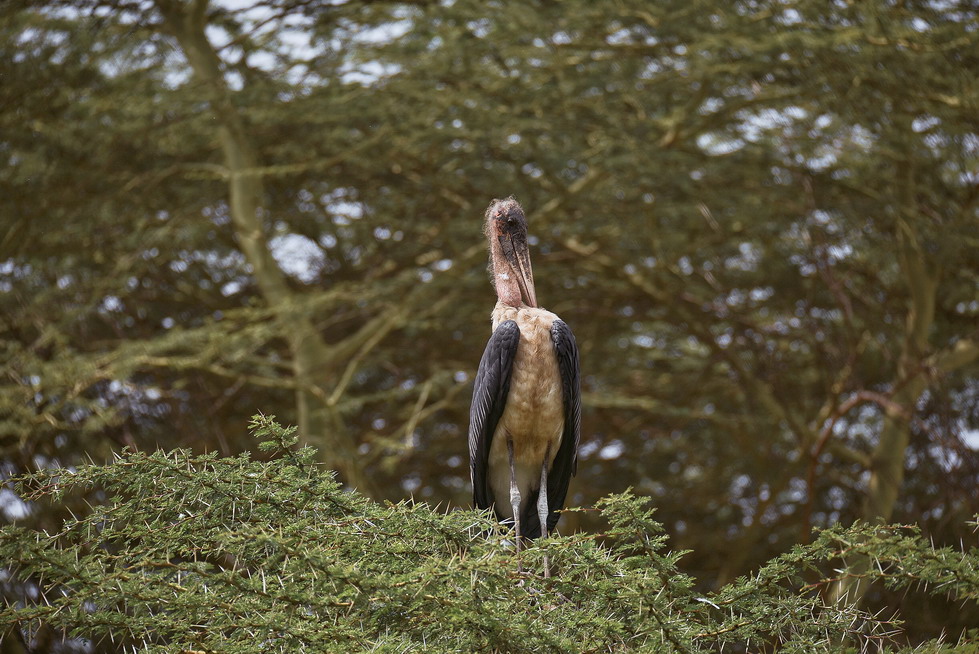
[155,0,377,495]
[827,154,938,607]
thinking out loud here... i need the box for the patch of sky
[521,163,544,178]
[552,31,573,45]
[605,27,635,46]
[696,132,745,156]
[724,242,760,272]
[849,124,876,150]
[203,203,232,226]
[402,475,421,493]
[910,16,930,32]
[221,281,243,296]
[963,430,979,450]
[736,106,806,144]
[0,488,31,521]
[726,289,746,307]
[929,443,963,472]
[632,334,655,348]
[913,114,941,133]
[100,295,123,313]
[209,1,320,84]
[341,61,402,85]
[466,19,491,38]
[336,14,413,83]
[826,243,853,263]
[269,234,325,283]
[0,259,28,281]
[698,97,724,115]
[778,8,802,25]
[18,26,70,66]
[809,209,839,232]
[806,146,839,171]
[955,299,978,315]
[321,188,364,222]
[200,250,247,274]
[963,133,978,157]
[598,440,624,460]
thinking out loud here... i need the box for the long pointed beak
[499,235,537,308]
[513,249,537,308]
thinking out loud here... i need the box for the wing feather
[546,319,581,531]
[468,320,520,510]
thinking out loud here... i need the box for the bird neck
[494,270,524,307]
[489,240,524,307]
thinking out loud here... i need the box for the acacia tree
[1,0,463,495]
[2,417,979,653]
[345,0,979,608]
[2,0,978,640]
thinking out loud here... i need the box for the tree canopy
[2,0,978,648]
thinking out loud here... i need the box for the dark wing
[469,320,520,510]
[545,319,581,531]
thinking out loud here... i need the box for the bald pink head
[485,197,537,308]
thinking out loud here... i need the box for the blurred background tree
[1,0,977,646]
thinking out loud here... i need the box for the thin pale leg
[507,438,523,574]
[537,449,551,578]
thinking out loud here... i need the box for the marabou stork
[468,197,581,566]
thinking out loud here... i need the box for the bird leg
[507,437,523,574]
[537,446,551,578]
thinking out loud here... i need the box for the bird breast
[490,303,565,467]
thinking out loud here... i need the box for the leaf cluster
[2,417,978,653]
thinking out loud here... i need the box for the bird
[468,197,581,569]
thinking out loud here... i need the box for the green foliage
[2,418,978,652]
[3,0,979,644]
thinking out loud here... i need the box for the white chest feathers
[486,303,566,516]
